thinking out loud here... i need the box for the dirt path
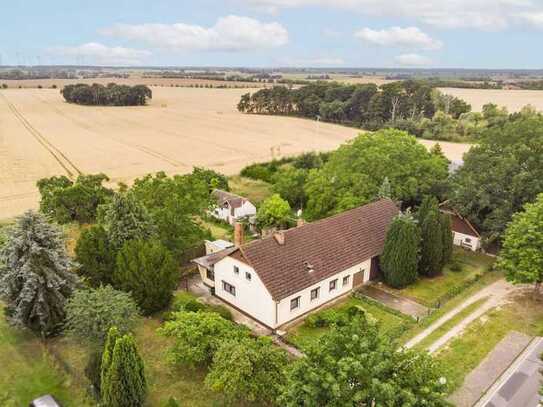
[404,279,521,352]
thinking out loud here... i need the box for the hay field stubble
[0,86,471,220]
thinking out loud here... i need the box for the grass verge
[228,176,273,206]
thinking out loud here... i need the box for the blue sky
[2,0,542,68]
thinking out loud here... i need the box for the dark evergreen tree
[381,212,420,288]
[440,213,454,267]
[115,240,178,315]
[0,211,78,336]
[419,197,444,277]
[101,330,146,407]
[75,225,116,286]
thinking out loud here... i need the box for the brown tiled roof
[193,247,237,271]
[229,199,399,300]
[212,189,247,209]
[439,201,480,237]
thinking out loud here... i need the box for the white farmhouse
[439,201,482,251]
[210,189,256,225]
[193,199,398,330]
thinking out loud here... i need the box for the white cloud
[279,56,345,66]
[394,53,432,66]
[100,15,288,52]
[516,12,543,28]
[240,0,543,30]
[355,27,442,50]
[48,43,151,65]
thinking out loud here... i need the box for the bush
[449,261,463,272]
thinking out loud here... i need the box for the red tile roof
[212,189,247,209]
[229,199,399,300]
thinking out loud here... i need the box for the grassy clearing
[435,292,543,392]
[412,297,488,351]
[228,176,273,206]
[389,249,495,307]
[0,307,89,406]
[199,218,232,241]
[286,296,413,351]
[399,270,503,344]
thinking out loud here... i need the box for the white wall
[276,258,371,327]
[214,256,277,328]
[196,265,215,287]
[453,231,481,251]
[234,201,257,221]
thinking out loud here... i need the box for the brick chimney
[234,222,244,247]
[273,231,285,245]
[297,218,305,227]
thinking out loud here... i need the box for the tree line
[61,83,152,106]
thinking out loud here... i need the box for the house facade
[210,189,256,225]
[193,199,398,330]
[439,202,482,251]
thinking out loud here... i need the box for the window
[234,265,239,275]
[329,279,338,292]
[206,269,215,281]
[222,281,236,296]
[310,287,320,301]
[342,275,350,287]
[290,296,300,311]
[465,237,472,243]
[245,272,252,281]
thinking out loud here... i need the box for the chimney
[297,218,305,227]
[273,231,285,245]
[234,222,244,247]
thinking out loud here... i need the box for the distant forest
[237,81,478,141]
[61,83,152,106]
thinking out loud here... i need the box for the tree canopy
[498,193,543,291]
[0,211,78,336]
[37,173,113,224]
[75,225,116,286]
[304,130,449,220]
[65,286,140,344]
[256,194,292,229]
[452,112,543,243]
[62,83,152,106]
[279,316,449,406]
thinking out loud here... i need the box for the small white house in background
[439,201,482,252]
[193,199,399,330]
[210,189,256,225]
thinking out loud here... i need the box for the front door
[353,270,365,287]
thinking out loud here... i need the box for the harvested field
[0,87,469,220]
[440,87,543,112]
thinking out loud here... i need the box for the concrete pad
[358,285,428,318]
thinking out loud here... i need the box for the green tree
[37,173,113,224]
[100,327,121,396]
[381,212,420,288]
[65,286,140,344]
[377,176,392,199]
[279,316,448,406]
[191,167,229,192]
[75,225,116,286]
[440,213,454,266]
[115,240,178,315]
[304,130,449,220]
[158,311,250,366]
[418,197,444,277]
[99,192,156,250]
[205,337,288,405]
[0,211,77,336]
[256,194,292,229]
[498,194,543,292]
[272,167,308,209]
[452,113,543,242]
[101,333,147,407]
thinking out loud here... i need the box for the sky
[2,0,543,69]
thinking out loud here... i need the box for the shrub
[75,225,116,287]
[449,261,463,272]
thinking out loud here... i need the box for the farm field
[0,86,469,221]
[440,87,543,112]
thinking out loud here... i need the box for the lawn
[198,218,232,241]
[0,306,90,406]
[286,295,413,351]
[228,176,273,206]
[435,292,543,392]
[389,249,495,307]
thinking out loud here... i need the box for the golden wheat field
[440,87,543,112]
[0,86,470,220]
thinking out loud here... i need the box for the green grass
[228,176,273,206]
[0,307,90,406]
[199,218,232,241]
[286,296,412,351]
[435,293,543,392]
[412,297,488,351]
[389,249,495,307]
[399,270,503,344]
